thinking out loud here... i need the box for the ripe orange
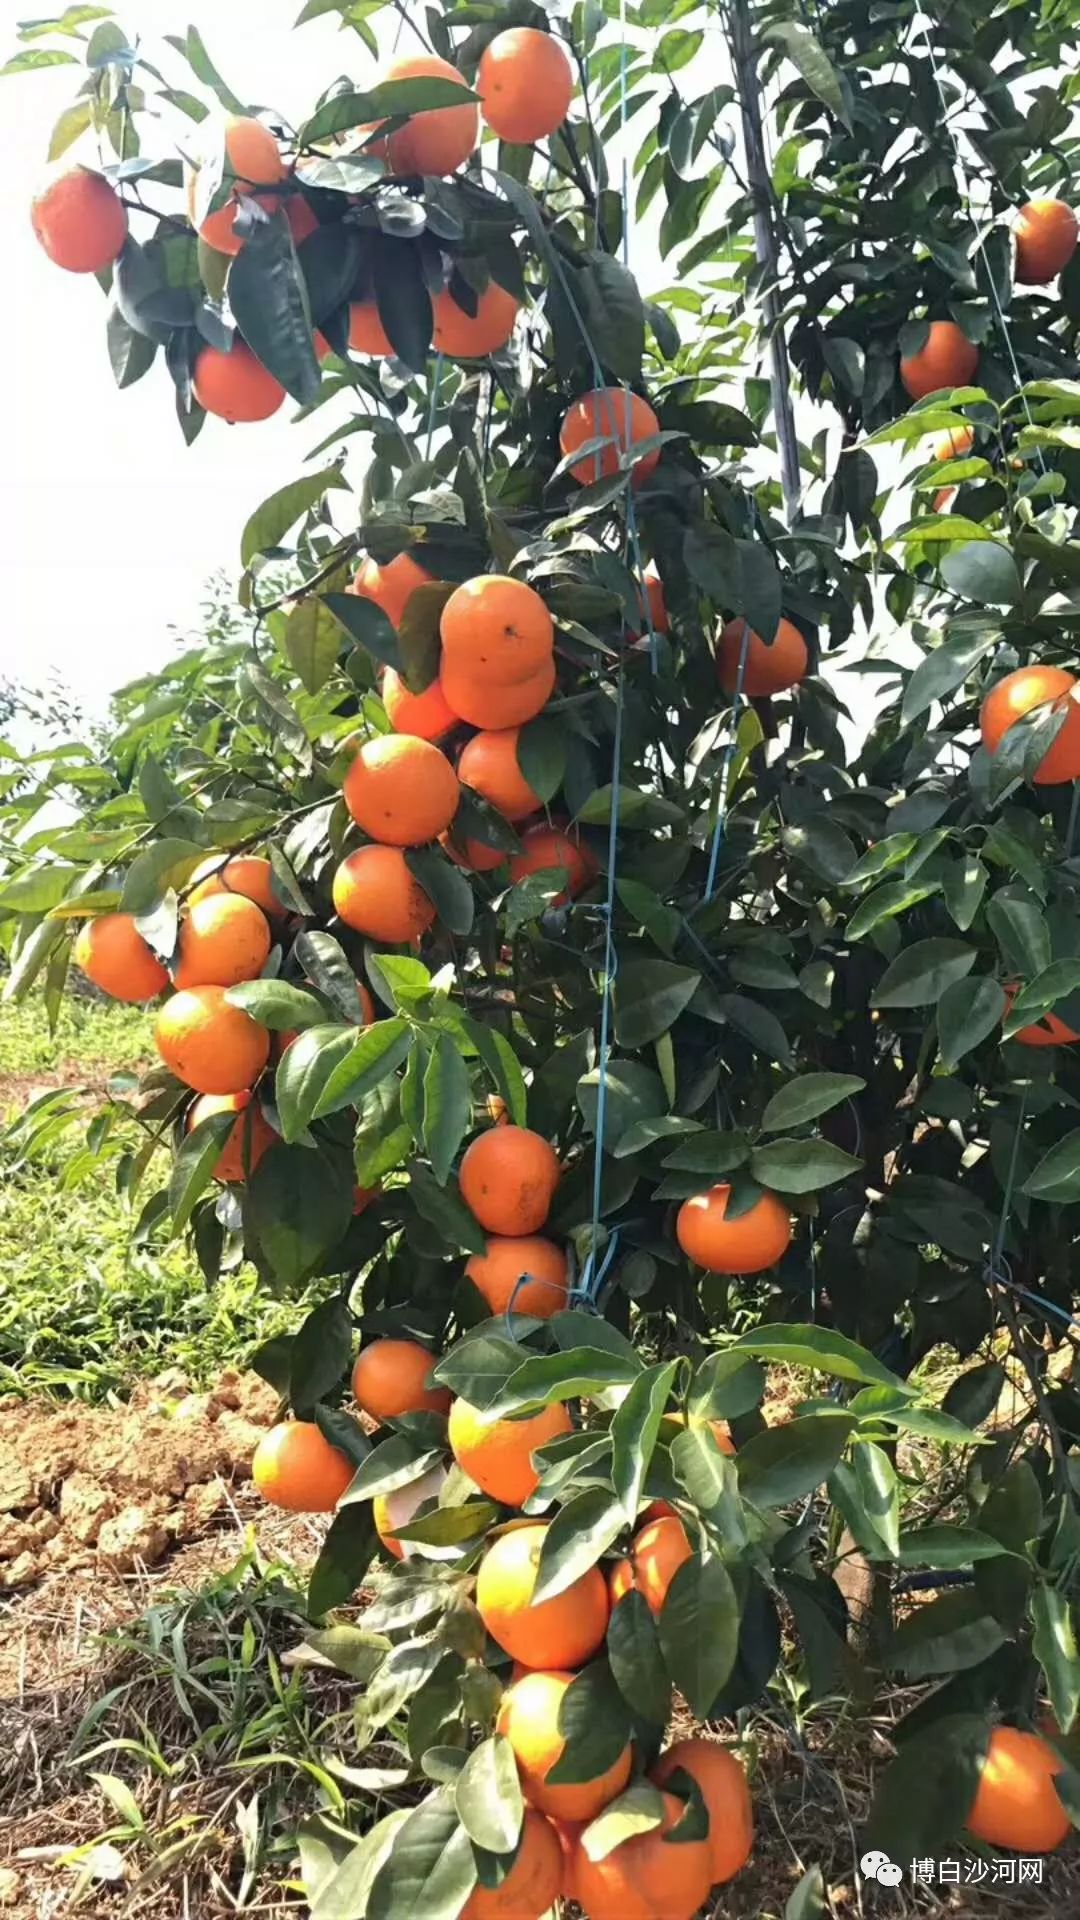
[966,1726,1069,1853]
[382,667,457,741]
[193,342,285,422]
[189,854,282,916]
[716,616,808,697]
[332,845,436,942]
[478,27,574,144]
[932,422,974,461]
[187,1090,276,1183]
[449,1397,572,1506]
[509,823,593,902]
[432,282,519,357]
[348,301,394,356]
[442,654,556,730]
[73,913,168,1003]
[156,985,270,1094]
[352,1337,451,1422]
[461,1808,562,1920]
[633,569,668,636]
[980,665,1080,784]
[1015,199,1078,285]
[933,486,958,513]
[31,167,127,273]
[496,1669,632,1822]
[677,1184,792,1274]
[477,1523,610,1667]
[459,1125,561,1234]
[373,1462,448,1560]
[458,729,542,821]
[559,388,661,487]
[652,1737,754,1883]
[1003,984,1080,1049]
[377,54,479,176]
[568,1789,713,1920]
[465,1235,569,1318]
[343,734,460,845]
[441,577,554,686]
[442,831,508,874]
[899,320,978,399]
[350,550,433,629]
[608,1514,692,1616]
[173,894,270,991]
[185,116,285,255]
[251,1419,354,1511]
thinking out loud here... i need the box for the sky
[0,1,378,721]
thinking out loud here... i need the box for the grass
[0,996,303,1400]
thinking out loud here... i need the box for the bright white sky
[0,1,376,720]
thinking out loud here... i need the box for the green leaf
[463,1020,527,1129]
[871,938,975,1009]
[940,540,1021,607]
[785,1866,826,1920]
[846,879,939,942]
[901,626,998,726]
[533,1489,626,1603]
[313,1019,414,1121]
[323,592,403,673]
[241,467,348,567]
[106,302,157,388]
[896,1525,1013,1569]
[422,1033,472,1185]
[408,1160,486,1254]
[607,1592,672,1727]
[864,1713,990,1864]
[405,849,474,938]
[576,1061,666,1150]
[1024,1129,1080,1202]
[454,1736,522,1855]
[670,1426,742,1533]
[398,582,453,694]
[515,713,566,806]
[936,976,1005,1070]
[760,1073,865,1134]
[688,1350,765,1420]
[489,1347,641,1419]
[581,1783,666,1862]
[309,1504,378,1617]
[613,960,701,1048]
[658,1553,739,1715]
[274,1023,358,1142]
[291,1297,354,1416]
[228,213,320,406]
[299,75,479,147]
[581,250,645,381]
[838,1442,899,1558]
[167,1109,235,1235]
[890,1590,1008,1678]
[611,1360,680,1521]
[737,1413,855,1507]
[0,865,87,913]
[343,1433,444,1503]
[166,24,245,113]
[731,1324,910,1391]
[368,1791,477,1920]
[763,21,850,128]
[284,598,343,694]
[986,891,1050,979]
[248,1143,353,1284]
[225,980,326,1031]
[547,1663,631,1785]
[749,1137,861,1194]
[1033,1587,1080,1736]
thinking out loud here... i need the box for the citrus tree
[7,0,1080,1908]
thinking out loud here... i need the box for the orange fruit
[496,1669,632,1822]
[559,387,661,487]
[716,616,808,697]
[193,342,285,422]
[633,569,668,636]
[352,1337,451,1422]
[449,1397,572,1506]
[332,845,436,942]
[376,54,479,176]
[188,855,282,916]
[478,27,574,144]
[350,550,433,629]
[933,486,958,513]
[459,1125,561,1235]
[1003,983,1080,1049]
[441,577,554,686]
[156,985,270,1094]
[652,1737,754,1884]
[465,1235,569,1318]
[1015,200,1078,285]
[461,1807,563,1920]
[509,823,593,903]
[185,115,285,255]
[373,1462,448,1560]
[251,1419,354,1512]
[343,734,460,845]
[31,166,127,273]
[173,894,271,991]
[442,654,555,729]
[677,1184,792,1274]
[73,913,168,1003]
[966,1726,1070,1853]
[899,320,978,399]
[980,665,1080,784]
[568,1789,713,1920]
[348,301,394,356]
[442,831,508,874]
[608,1514,692,1616]
[932,422,974,461]
[187,1090,276,1183]
[285,192,320,245]
[382,667,457,740]
[477,1523,610,1668]
[458,729,542,821]
[432,282,519,357]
